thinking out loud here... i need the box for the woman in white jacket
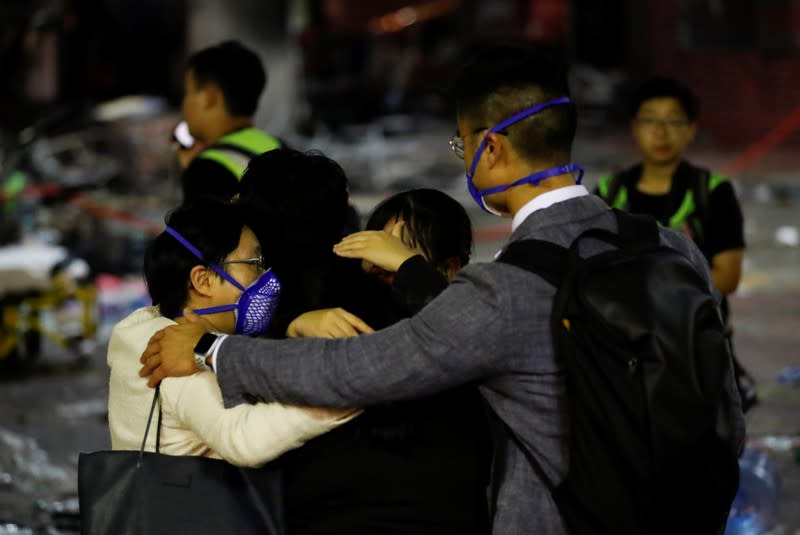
[107,201,357,467]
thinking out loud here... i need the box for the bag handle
[138,387,163,467]
[133,391,282,533]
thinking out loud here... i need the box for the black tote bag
[78,387,285,535]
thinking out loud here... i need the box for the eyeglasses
[635,118,691,131]
[449,134,467,160]
[449,128,507,160]
[219,256,268,273]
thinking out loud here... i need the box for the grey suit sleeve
[216,266,509,408]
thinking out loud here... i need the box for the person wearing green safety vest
[596,76,756,411]
[180,40,282,204]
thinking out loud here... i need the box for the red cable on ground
[721,102,800,176]
[1,182,163,236]
[68,194,163,235]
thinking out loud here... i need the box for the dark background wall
[3,0,800,147]
[634,0,800,147]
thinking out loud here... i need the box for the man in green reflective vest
[180,40,282,203]
[597,76,756,411]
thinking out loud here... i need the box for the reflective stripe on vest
[598,174,628,209]
[667,172,726,229]
[199,148,253,179]
[598,172,727,229]
[197,127,281,180]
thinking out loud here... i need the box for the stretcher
[0,243,96,367]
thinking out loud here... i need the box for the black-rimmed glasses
[219,256,268,273]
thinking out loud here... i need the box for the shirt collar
[511,185,590,232]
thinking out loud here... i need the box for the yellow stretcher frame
[0,277,97,364]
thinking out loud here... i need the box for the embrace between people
[110,42,745,535]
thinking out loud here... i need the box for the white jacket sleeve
[160,372,358,467]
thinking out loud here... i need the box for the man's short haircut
[237,148,350,269]
[630,76,699,121]
[366,189,472,274]
[144,200,248,319]
[451,43,577,164]
[187,40,266,117]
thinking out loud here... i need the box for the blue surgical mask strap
[478,164,584,196]
[190,303,237,315]
[164,226,246,292]
[467,96,571,180]
[466,96,583,210]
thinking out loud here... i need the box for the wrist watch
[193,333,218,372]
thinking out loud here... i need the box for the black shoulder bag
[78,387,285,535]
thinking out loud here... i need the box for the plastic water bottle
[724,448,781,535]
[776,366,800,386]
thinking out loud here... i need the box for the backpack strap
[603,173,625,207]
[598,165,640,209]
[688,168,711,247]
[496,239,570,288]
[498,210,660,281]
[573,209,660,253]
[612,209,660,246]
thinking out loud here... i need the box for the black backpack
[602,167,759,413]
[497,209,740,535]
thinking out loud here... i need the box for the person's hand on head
[287,308,374,339]
[139,309,214,387]
[333,221,423,273]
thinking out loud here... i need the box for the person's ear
[189,265,215,297]
[200,83,219,110]
[443,257,463,282]
[483,132,508,169]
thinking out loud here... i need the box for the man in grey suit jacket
[141,45,745,534]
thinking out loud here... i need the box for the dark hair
[451,43,576,164]
[144,201,248,319]
[630,76,699,121]
[187,40,266,117]
[237,148,350,269]
[365,189,472,274]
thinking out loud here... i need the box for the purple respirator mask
[165,226,281,336]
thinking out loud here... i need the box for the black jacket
[267,255,491,535]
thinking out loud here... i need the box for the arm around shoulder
[214,264,510,408]
[163,372,357,467]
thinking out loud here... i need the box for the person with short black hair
[180,40,283,203]
[596,76,754,410]
[235,152,490,534]
[361,188,473,279]
[236,149,379,338]
[107,201,356,468]
[628,76,699,122]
